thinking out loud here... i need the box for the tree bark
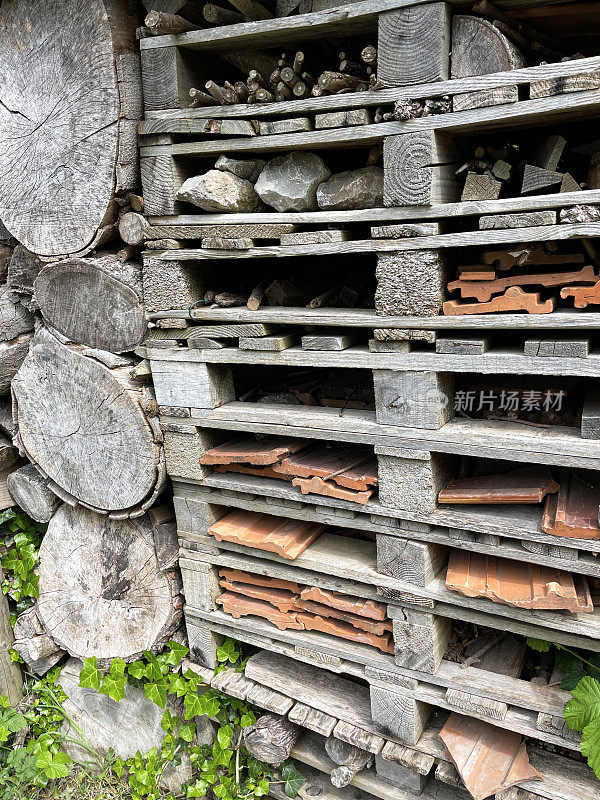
[243,714,299,766]
[12,606,64,677]
[37,506,183,665]
[0,568,22,705]
[12,327,165,517]
[34,253,145,354]
[0,0,142,258]
[7,464,61,523]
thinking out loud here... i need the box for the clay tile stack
[216,568,393,653]
[542,468,600,540]
[209,509,326,559]
[202,438,378,505]
[446,551,593,613]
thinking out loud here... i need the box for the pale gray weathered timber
[12,328,165,516]
[0,566,21,704]
[6,464,60,523]
[384,132,461,207]
[523,339,590,358]
[163,424,219,481]
[377,448,452,515]
[582,390,600,439]
[150,359,234,409]
[0,0,141,257]
[37,506,182,665]
[373,370,454,429]
[370,684,431,745]
[479,211,557,230]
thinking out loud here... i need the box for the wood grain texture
[0,0,140,257]
[0,567,21,704]
[6,464,60,523]
[13,328,164,515]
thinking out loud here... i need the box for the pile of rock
[176,152,384,213]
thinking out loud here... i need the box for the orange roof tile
[210,510,325,559]
[299,586,387,621]
[438,467,559,505]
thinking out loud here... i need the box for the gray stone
[254,152,331,212]
[215,155,265,184]
[177,170,262,212]
[317,166,384,211]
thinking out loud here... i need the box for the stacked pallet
[138,1,600,798]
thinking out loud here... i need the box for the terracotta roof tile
[218,568,300,593]
[218,578,300,613]
[217,591,304,630]
[446,551,593,613]
[298,612,394,653]
[200,437,308,465]
[291,476,374,505]
[277,448,378,490]
[439,713,541,800]
[542,469,600,540]
[213,463,290,481]
[438,467,559,505]
[210,510,325,559]
[294,597,393,636]
[299,586,387,621]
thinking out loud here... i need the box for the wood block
[446,550,593,612]
[523,339,590,358]
[375,752,427,793]
[187,338,228,349]
[143,256,205,314]
[582,389,600,439]
[377,450,452,514]
[542,469,600,540]
[453,85,517,113]
[374,329,437,344]
[186,619,223,669]
[371,222,440,238]
[378,3,450,86]
[435,337,490,354]
[532,135,567,172]
[380,740,434,777]
[461,172,502,202]
[561,280,600,309]
[141,154,187,216]
[150,360,234,409]
[239,334,298,351]
[302,334,359,351]
[202,237,254,250]
[392,609,451,674]
[376,250,448,317]
[443,286,555,315]
[521,165,563,194]
[444,688,508,721]
[200,437,307,465]
[299,587,387,621]
[561,172,582,193]
[258,117,312,135]
[140,46,194,112]
[373,370,454,429]
[370,684,431,745]
[531,70,600,98]
[163,426,219,481]
[245,684,294,716]
[384,131,460,206]
[209,510,325,559]
[298,613,394,653]
[187,322,278,338]
[438,466,560,505]
[377,536,447,587]
[368,339,411,353]
[173,491,226,535]
[280,230,349,245]
[332,720,385,755]
[479,211,557,230]
[180,559,221,611]
[288,702,337,736]
[314,109,372,129]
[217,591,305,630]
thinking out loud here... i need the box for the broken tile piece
[446,551,593,613]
[443,287,555,316]
[297,612,394,653]
[218,578,299,613]
[212,463,289,480]
[439,713,541,800]
[438,467,559,505]
[218,568,300,593]
[210,510,325,559]
[217,591,305,630]
[294,598,393,636]
[447,264,597,302]
[200,437,307,465]
[542,469,600,540]
[299,586,387,620]
[277,447,378,491]
[291,476,374,505]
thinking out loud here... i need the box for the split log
[324,737,373,788]
[0,0,142,258]
[8,247,43,302]
[37,505,183,665]
[7,464,61,523]
[145,10,198,34]
[0,567,22,704]
[243,714,299,765]
[12,605,64,676]
[12,327,165,517]
[0,334,34,397]
[34,253,145,353]
[0,283,34,343]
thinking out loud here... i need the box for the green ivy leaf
[187,779,208,797]
[113,757,125,778]
[184,691,206,720]
[564,676,600,731]
[581,717,600,779]
[99,673,127,703]
[36,749,72,780]
[256,779,270,796]
[526,638,551,652]
[217,724,233,749]
[179,720,196,742]
[143,650,166,681]
[216,640,239,664]
[144,680,168,709]
[281,760,306,798]
[167,672,189,698]
[161,708,178,733]
[164,641,189,666]
[79,657,102,691]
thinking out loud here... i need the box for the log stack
[136,1,600,799]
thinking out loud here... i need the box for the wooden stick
[308,285,339,309]
[247,281,267,311]
[144,10,197,35]
[280,67,300,87]
[293,52,304,75]
[189,87,220,107]
[255,87,274,103]
[202,4,244,25]
[292,81,308,98]
[205,80,237,104]
[227,0,274,21]
[361,45,377,65]
[234,81,250,102]
[276,82,293,99]
[318,71,365,92]
[0,568,22,705]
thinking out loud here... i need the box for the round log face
[37,506,181,662]
[12,328,158,512]
[0,0,119,256]
[35,260,146,353]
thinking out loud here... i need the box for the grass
[21,767,174,800]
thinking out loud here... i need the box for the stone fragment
[177,170,262,212]
[254,152,331,212]
[215,155,265,183]
[317,166,384,210]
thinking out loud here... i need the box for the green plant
[0,508,45,620]
[527,638,600,778]
[79,639,305,800]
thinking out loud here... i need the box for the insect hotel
[3,0,600,798]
